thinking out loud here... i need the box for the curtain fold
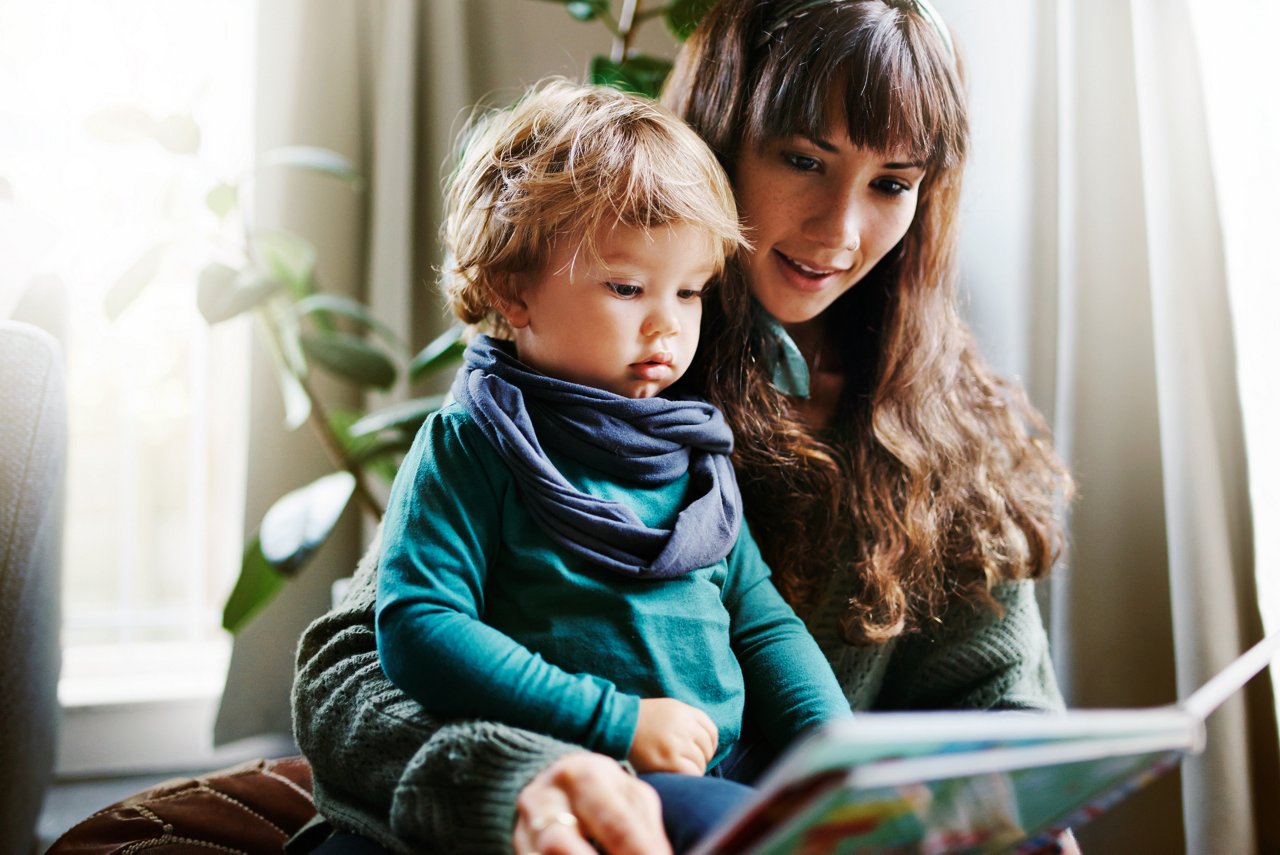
[1131,0,1263,849]
[1049,0,1278,850]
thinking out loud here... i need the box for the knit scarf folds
[452,336,741,579]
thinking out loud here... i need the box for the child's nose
[642,308,680,338]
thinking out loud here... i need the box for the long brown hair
[667,0,1073,644]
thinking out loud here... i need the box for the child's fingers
[672,752,707,776]
[689,716,717,765]
[685,707,718,764]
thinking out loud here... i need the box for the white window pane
[1,0,256,695]
[1189,4,1280,633]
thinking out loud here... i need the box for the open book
[692,632,1280,855]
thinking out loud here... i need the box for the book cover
[692,632,1280,854]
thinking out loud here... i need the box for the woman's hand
[513,752,672,855]
[628,697,718,775]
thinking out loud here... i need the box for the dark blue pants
[640,773,754,854]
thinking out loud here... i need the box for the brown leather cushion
[47,756,316,854]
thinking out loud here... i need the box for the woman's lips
[772,249,848,292]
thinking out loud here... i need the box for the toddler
[374,78,850,849]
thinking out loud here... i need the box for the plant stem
[294,368,385,520]
[613,0,640,62]
[259,306,385,521]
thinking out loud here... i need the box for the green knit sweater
[293,535,1063,854]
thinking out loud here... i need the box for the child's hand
[628,697,719,775]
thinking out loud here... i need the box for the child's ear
[498,295,530,329]
[494,276,532,329]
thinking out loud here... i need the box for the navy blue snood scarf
[452,335,742,579]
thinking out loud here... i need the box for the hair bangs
[745,2,966,169]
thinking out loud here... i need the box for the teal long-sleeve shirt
[375,403,850,767]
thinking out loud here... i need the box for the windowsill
[58,640,231,708]
[54,639,297,778]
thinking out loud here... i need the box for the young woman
[291,2,1073,853]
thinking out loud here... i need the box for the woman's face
[733,128,924,326]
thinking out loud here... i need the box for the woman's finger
[553,758,672,855]
[515,753,671,855]
[514,756,597,855]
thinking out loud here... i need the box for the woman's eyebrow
[800,133,839,153]
[798,134,926,170]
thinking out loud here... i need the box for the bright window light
[1189,3,1280,644]
[0,0,257,702]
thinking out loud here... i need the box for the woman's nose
[808,186,862,251]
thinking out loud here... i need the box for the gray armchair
[0,319,67,854]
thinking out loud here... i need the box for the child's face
[503,222,716,399]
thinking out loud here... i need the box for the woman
[291,2,1073,853]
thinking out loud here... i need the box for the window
[1,1,256,721]
[1188,3,1280,653]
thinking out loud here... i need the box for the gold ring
[530,811,579,833]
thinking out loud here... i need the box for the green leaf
[295,293,402,348]
[105,241,171,320]
[409,324,467,381]
[262,304,311,429]
[251,229,317,298]
[276,358,311,429]
[664,0,716,41]
[351,433,417,466]
[566,0,608,20]
[328,408,380,459]
[301,330,398,389]
[205,182,238,218]
[263,145,364,187]
[589,54,674,98]
[154,114,200,155]
[349,394,448,438]
[221,536,286,634]
[258,471,357,576]
[197,262,281,324]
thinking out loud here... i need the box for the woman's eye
[874,177,912,196]
[784,152,822,172]
[605,281,641,298]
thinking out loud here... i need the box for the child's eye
[677,288,704,301]
[605,281,642,298]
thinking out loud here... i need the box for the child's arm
[375,409,640,760]
[722,521,852,743]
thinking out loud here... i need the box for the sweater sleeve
[878,579,1066,712]
[375,410,639,759]
[721,521,852,747]
[292,534,588,854]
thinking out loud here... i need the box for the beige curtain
[1038,0,1279,851]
